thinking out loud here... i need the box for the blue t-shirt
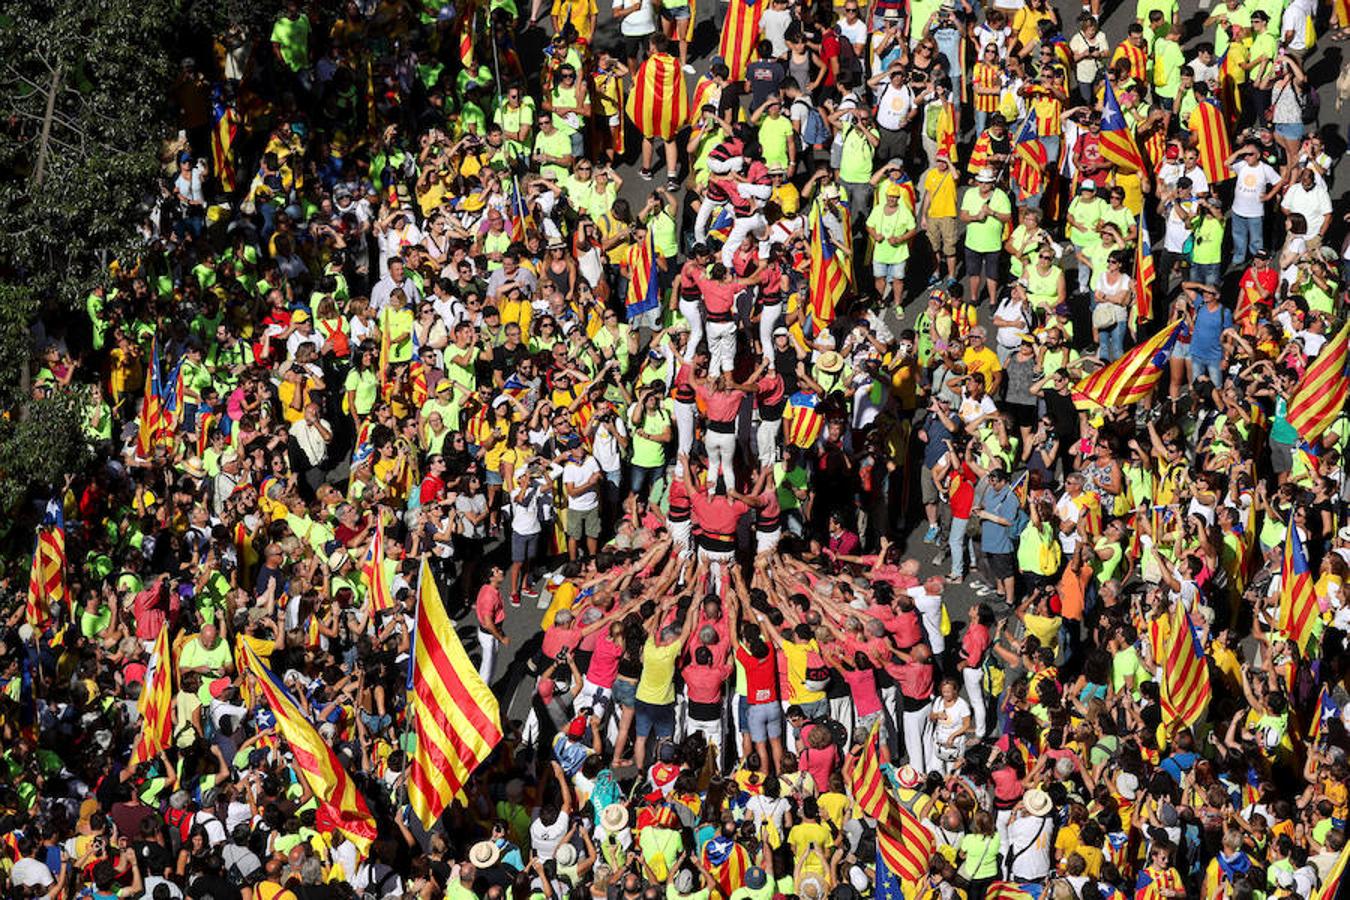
[981,485,1019,553]
[1191,299,1232,362]
[921,414,953,468]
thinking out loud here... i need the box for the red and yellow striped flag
[1099,78,1147,174]
[25,502,67,627]
[878,797,935,885]
[211,96,239,193]
[808,200,846,329]
[1135,211,1156,323]
[365,516,396,612]
[1315,836,1349,900]
[848,720,889,819]
[1074,320,1181,409]
[985,883,1035,900]
[934,100,957,163]
[406,558,503,827]
[1189,98,1232,184]
[718,0,764,81]
[1160,602,1211,728]
[130,624,175,766]
[242,642,377,853]
[625,52,689,140]
[1287,321,1350,442]
[1279,516,1320,653]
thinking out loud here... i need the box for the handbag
[1091,302,1122,329]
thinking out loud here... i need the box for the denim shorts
[486,470,504,486]
[1274,122,1305,141]
[612,677,638,709]
[872,260,908,280]
[746,702,783,742]
[635,700,676,738]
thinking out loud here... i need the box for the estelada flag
[786,392,824,448]
[1189,97,1232,184]
[807,200,846,327]
[719,0,763,81]
[1287,320,1350,442]
[1011,110,1047,199]
[129,624,174,766]
[405,559,502,827]
[625,53,689,140]
[1279,516,1320,653]
[1074,320,1182,409]
[1098,77,1147,174]
[242,642,377,854]
[1160,602,1212,728]
[1134,210,1156,323]
[211,91,239,193]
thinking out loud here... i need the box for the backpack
[834,29,864,79]
[795,98,831,150]
[811,716,849,750]
[1300,83,1320,124]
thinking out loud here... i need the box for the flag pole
[993,107,1035,186]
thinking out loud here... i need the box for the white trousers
[669,518,693,557]
[680,298,705,360]
[707,320,737,376]
[961,665,987,740]
[698,547,736,588]
[478,630,500,683]
[758,301,782,354]
[706,429,737,488]
[755,417,780,468]
[901,703,931,771]
[673,400,696,464]
[721,213,766,268]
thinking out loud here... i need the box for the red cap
[566,716,587,739]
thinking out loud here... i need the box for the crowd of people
[5,0,1350,898]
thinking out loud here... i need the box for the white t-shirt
[975,23,1012,58]
[931,696,972,743]
[874,82,914,131]
[1281,181,1333,238]
[1281,0,1314,50]
[837,17,867,50]
[760,8,794,56]
[907,586,946,654]
[592,420,628,473]
[10,858,54,889]
[614,0,656,37]
[993,296,1030,348]
[531,811,572,860]
[1231,160,1281,219]
[562,456,602,511]
[1163,199,1195,253]
[1006,814,1054,880]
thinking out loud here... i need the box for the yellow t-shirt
[922,166,958,218]
[541,580,580,629]
[781,640,826,705]
[637,638,683,705]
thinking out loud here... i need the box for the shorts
[1271,439,1294,475]
[756,529,781,555]
[486,470,504,486]
[566,506,601,539]
[669,518,692,553]
[511,530,540,563]
[872,260,908,280]
[1005,402,1036,430]
[622,34,651,63]
[630,463,665,496]
[964,248,1001,279]
[855,709,888,744]
[635,699,677,738]
[1274,121,1305,141]
[612,677,638,709]
[920,465,941,504]
[926,217,959,256]
[660,3,691,18]
[746,702,784,742]
[1172,340,1191,360]
[986,551,1015,581]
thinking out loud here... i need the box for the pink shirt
[797,726,840,785]
[697,384,743,423]
[542,623,584,658]
[476,584,504,630]
[841,667,882,717]
[683,661,732,704]
[586,633,623,688]
[961,623,991,669]
[692,493,748,536]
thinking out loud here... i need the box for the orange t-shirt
[1057,564,1090,622]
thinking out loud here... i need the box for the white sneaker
[682,64,696,74]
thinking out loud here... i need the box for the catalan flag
[1160,602,1211,728]
[1279,517,1320,653]
[458,7,475,71]
[25,500,67,627]
[501,373,530,400]
[1098,78,1147,174]
[1189,96,1232,184]
[786,391,824,449]
[130,624,175,766]
[625,231,661,320]
[1135,211,1156,323]
[1310,685,1341,743]
[808,200,846,328]
[877,798,934,887]
[848,720,890,819]
[1074,320,1181,409]
[1287,321,1350,442]
[137,334,169,458]
[1111,41,1148,84]
[211,89,239,193]
[718,0,763,81]
[702,835,751,900]
[985,883,1036,900]
[625,52,689,141]
[364,517,396,612]
[966,130,994,177]
[934,100,957,164]
[406,559,503,827]
[1011,110,1047,199]
[242,642,377,853]
[1044,33,1073,72]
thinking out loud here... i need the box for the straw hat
[469,840,501,868]
[600,803,630,833]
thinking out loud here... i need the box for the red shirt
[694,273,738,316]
[419,473,447,505]
[756,372,785,409]
[961,623,991,669]
[692,493,748,537]
[475,584,504,630]
[684,660,732,703]
[889,607,924,649]
[841,666,882,716]
[894,658,934,701]
[132,582,177,642]
[738,645,779,704]
[586,633,624,687]
[949,462,977,519]
[697,383,743,423]
[542,623,583,658]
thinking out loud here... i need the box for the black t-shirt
[492,342,530,378]
[746,60,787,109]
[188,874,243,900]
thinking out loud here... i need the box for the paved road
[472,0,1346,726]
